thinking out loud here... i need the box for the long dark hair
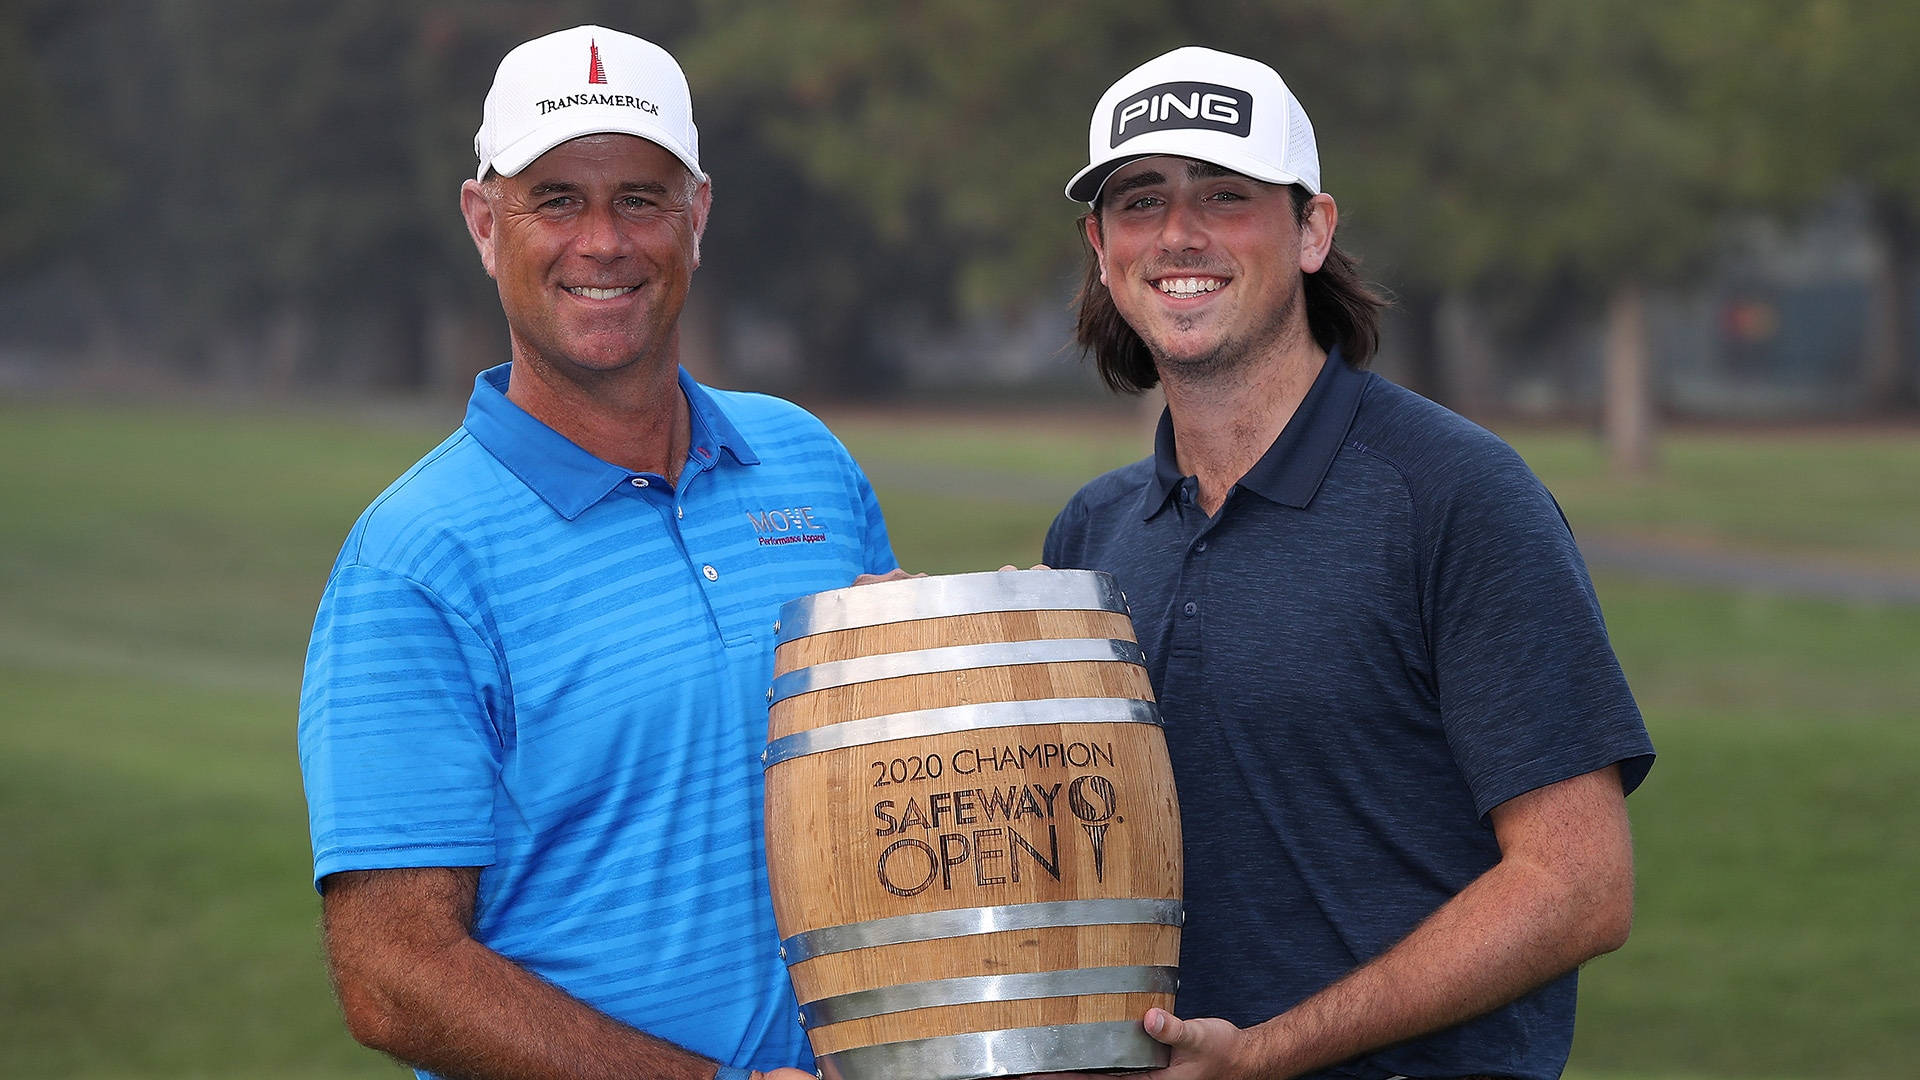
[1073,185,1388,394]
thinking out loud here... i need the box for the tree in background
[2,0,1914,427]
[1692,1,1920,412]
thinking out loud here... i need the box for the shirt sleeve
[1042,498,1086,569]
[849,459,899,576]
[1419,451,1655,817]
[297,561,507,890]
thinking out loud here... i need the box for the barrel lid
[775,568,1126,644]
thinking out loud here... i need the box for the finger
[850,568,922,586]
[1144,1007,1185,1046]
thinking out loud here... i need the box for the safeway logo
[746,506,829,547]
[588,40,608,84]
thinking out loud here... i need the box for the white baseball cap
[474,25,704,183]
[1065,46,1319,204]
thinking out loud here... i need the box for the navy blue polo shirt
[1043,351,1653,1080]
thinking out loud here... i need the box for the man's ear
[1298,193,1338,275]
[1083,213,1110,287]
[460,179,499,280]
[689,179,713,268]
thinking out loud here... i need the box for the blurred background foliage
[2,0,1917,421]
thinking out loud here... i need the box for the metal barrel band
[814,1020,1169,1080]
[779,898,1184,965]
[798,964,1178,1027]
[762,696,1162,768]
[776,569,1126,644]
[768,637,1147,705]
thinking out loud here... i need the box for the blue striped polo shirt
[298,363,896,1074]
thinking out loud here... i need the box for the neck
[505,345,691,481]
[1161,337,1326,515]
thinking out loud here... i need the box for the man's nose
[1157,198,1208,253]
[575,204,630,260]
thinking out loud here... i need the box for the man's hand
[1023,1008,1253,1080]
[851,568,924,585]
[752,1070,817,1080]
[1137,1008,1255,1080]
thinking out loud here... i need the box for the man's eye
[1125,194,1163,210]
[1207,190,1244,202]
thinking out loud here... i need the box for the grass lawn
[1,399,1914,1078]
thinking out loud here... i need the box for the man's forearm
[1239,769,1635,1077]
[323,867,731,1080]
[338,931,725,1080]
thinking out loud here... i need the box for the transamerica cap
[474,25,704,183]
[1065,46,1318,204]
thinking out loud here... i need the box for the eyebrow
[524,179,674,199]
[1103,160,1244,205]
[1103,168,1168,203]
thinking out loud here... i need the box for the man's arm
[322,866,812,1080]
[1134,763,1636,1080]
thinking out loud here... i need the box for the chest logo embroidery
[746,506,830,546]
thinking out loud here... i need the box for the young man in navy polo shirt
[1043,48,1654,1080]
[297,27,897,1080]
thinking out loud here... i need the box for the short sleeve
[1042,500,1081,568]
[297,562,508,889]
[850,460,899,576]
[1421,453,1654,816]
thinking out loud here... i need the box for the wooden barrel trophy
[764,569,1181,1080]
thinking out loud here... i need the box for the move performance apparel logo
[745,505,829,547]
[1111,80,1252,146]
[534,39,663,117]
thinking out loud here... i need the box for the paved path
[1573,535,1920,606]
[859,460,1920,606]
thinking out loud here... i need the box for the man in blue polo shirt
[1041,49,1655,1080]
[296,26,895,1080]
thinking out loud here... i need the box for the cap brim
[1065,144,1312,204]
[481,112,705,183]
[1065,156,1147,204]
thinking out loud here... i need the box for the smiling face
[1086,156,1334,381]
[460,133,711,385]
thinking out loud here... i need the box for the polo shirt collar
[463,363,760,520]
[1138,347,1368,519]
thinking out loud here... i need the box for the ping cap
[1066,46,1318,204]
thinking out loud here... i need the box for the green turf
[1502,429,1920,573]
[1,400,1915,1078]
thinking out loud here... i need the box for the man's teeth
[1157,277,1222,298]
[566,286,636,300]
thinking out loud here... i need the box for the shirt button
[1194,540,1208,553]
[703,564,719,581]
[1183,601,1197,617]
[631,477,649,488]
[676,506,684,519]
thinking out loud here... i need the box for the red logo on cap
[588,41,607,84]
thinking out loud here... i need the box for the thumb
[1143,1007,1189,1047]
